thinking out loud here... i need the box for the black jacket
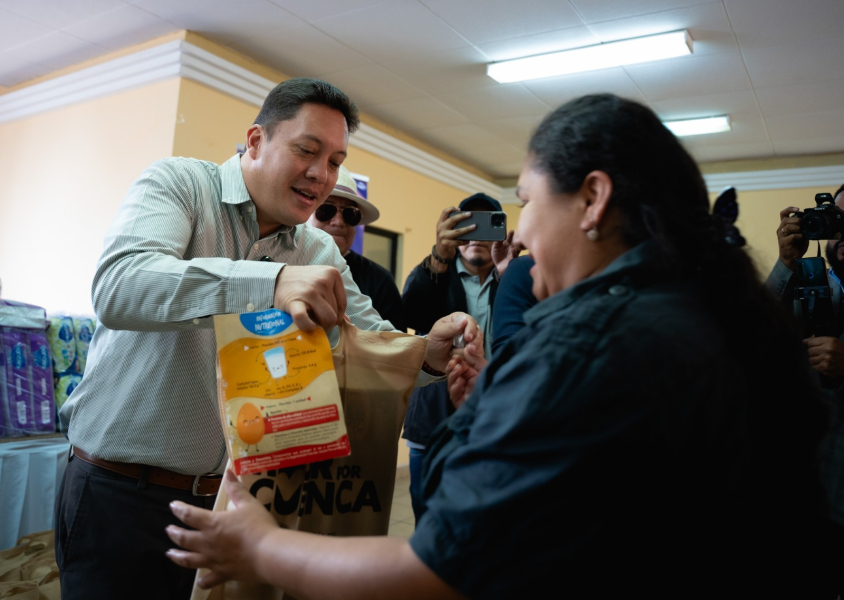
[401,256,498,444]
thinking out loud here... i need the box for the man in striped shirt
[55,78,481,600]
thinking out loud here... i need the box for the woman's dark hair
[528,94,828,508]
[254,78,360,137]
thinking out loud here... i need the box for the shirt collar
[220,154,251,206]
[523,241,663,326]
[221,153,300,246]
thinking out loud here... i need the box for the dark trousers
[408,446,425,523]
[54,454,217,600]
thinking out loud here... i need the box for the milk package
[0,328,55,437]
[213,309,350,475]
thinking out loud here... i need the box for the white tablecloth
[0,436,70,549]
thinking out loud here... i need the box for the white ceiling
[1,0,843,180]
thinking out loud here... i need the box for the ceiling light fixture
[487,30,692,83]
[663,115,731,136]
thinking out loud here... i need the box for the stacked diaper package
[47,315,96,417]
[0,299,97,438]
[0,300,55,437]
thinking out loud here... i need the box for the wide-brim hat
[327,166,380,226]
[458,192,502,212]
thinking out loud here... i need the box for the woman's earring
[586,227,599,242]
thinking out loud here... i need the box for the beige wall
[0,78,181,314]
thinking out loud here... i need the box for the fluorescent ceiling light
[487,30,692,83]
[663,116,731,137]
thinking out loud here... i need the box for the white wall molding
[2,38,840,202]
[704,165,844,194]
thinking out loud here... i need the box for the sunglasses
[314,203,362,226]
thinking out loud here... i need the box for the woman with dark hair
[165,94,833,599]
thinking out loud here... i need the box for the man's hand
[777,206,810,272]
[273,265,346,332]
[166,470,277,589]
[491,230,523,276]
[804,336,844,379]
[430,207,474,272]
[425,312,483,373]
[446,342,488,409]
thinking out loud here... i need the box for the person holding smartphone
[401,193,519,521]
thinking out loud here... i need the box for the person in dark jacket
[167,94,834,599]
[307,165,405,332]
[401,192,506,520]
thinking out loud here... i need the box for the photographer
[766,183,844,596]
[767,184,844,383]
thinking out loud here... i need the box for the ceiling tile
[420,0,584,44]
[742,36,844,89]
[486,162,526,179]
[132,0,305,35]
[766,108,844,142]
[6,31,105,72]
[625,52,751,102]
[0,51,53,87]
[473,114,546,150]
[0,8,53,52]
[438,84,550,122]
[0,0,124,30]
[521,68,647,108]
[725,0,844,49]
[380,46,497,96]
[587,2,736,56]
[227,24,373,78]
[755,77,844,119]
[569,0,718,24]
[772,137,844,157]
[367,96,469,130]
[650,90,759,121]
[320,64,427,107]
[419,123,526,167]
[684,140,774,163]
[312,0,469,63]
[268,0,397,22]
[477,26,600,62]
[64,5,177,50]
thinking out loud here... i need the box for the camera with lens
[796,193,844,240]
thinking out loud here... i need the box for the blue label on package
[33,345,49,369]
[239,310,293,336]
[11,343,26,370]
[59,323,74,342]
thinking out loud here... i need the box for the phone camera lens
[491,214,505,228]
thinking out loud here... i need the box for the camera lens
[801,212,835,240]
[490,214,505,228]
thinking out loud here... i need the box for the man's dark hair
[254,78,360,137]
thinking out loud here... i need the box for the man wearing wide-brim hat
[307,165,405,332]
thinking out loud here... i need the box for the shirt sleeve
[92,161,282,332]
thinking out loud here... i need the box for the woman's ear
[579,170,614,232]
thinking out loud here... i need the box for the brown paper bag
[35,570,60,600]
[0,582,38,600]
[191,322,427,600]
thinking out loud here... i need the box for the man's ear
[244,124,264,159]
[579,170,614,232]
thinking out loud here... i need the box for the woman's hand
[166,470,277,589]
[446,344,488,409]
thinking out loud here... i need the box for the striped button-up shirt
[60,154,402,474]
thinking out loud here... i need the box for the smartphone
[449,210,507,242]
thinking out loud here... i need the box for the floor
[387,465,415,538]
